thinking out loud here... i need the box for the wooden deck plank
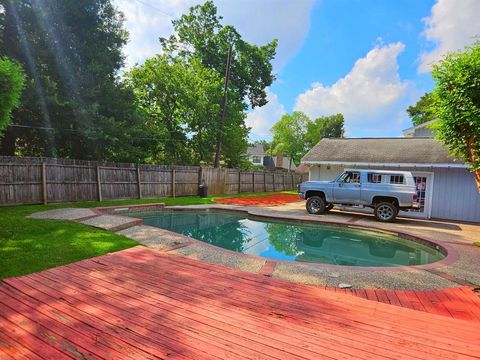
[0,282,170,360]
[442,288,480,322]
[11,275,244,360]
[106,249,478,334]
[76,253,480,354]
[0,331,44,360]
[31,268,404,360]
[1,247,480,360]
[97,249,480,337]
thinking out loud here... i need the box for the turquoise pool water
[130,210,445,267]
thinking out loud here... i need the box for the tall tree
[271,111,310,171]
[0,0,142,161]
[0,57,25,132]
[406,93,435,126]
[431,41,480,191]
[160,1,277,166]
[305,113,344,148]
[125,55,223,165]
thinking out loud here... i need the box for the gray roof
[302,138,461,165]
[246,144,264,156]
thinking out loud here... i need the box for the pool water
[131,210,445,267]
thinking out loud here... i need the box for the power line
[8,124,177,141]
[127,0,174,18]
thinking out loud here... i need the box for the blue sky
[115,0,480,140]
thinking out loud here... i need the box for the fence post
[96,166,102,201]
[136,164,142,199]
[273,173,276,192]
[238,171,241,194]
[41,162,47,204]
[252,172,255,192]
[291,173,294,190]
[283,173,286,191]
[198,167,203,186]
[263,172,266,192]
[171,168,176,198]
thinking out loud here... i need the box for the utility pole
[214,43,233,168]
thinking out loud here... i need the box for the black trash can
[198,184,208,197]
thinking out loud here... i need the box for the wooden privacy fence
[0,156,308,205]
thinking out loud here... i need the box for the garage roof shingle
[301,138,461,165]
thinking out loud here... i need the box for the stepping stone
[29,208,96,221]
[79,215,140,232]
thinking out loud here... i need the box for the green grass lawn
[0,191,295,279]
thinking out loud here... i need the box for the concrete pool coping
[29,202,479,290]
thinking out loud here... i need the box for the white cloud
[245,89,285,140]
[114,0,188,68]
[294,43,411,136]
[419,0,480,73]
[114,0,314,70]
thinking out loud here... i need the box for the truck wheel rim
[309,199,322,212]
[377,205,394,220]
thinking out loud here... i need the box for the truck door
[333,171,362,204]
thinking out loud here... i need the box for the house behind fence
[0,156,307,205]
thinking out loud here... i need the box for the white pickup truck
[298,169,419,222]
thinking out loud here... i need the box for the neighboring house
[246,145,297,171]
[402,120,436,137]
[301,136,480,222]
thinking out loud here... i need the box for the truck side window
[344,171,360,184]
[367,173,382,183]
[390,175,405,184]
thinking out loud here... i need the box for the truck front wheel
[306,196,326,215]
[374,202,398,222]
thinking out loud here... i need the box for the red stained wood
[214,193,301,206]
[1,247,480,360]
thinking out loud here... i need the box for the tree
[0,0,143,161]
[0,57,25,132]
[271,111,310,171]
[160,1,277,166]
[305,113,344,148]
[125,55,223,165]
[430,41,480,191]
[406,93,435,126]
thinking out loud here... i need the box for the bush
[0,57,25,132]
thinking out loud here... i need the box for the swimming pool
[130,210,445,267]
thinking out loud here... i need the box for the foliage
[271,111,345,169]
[305,113,344,149]
[406,93,435,126]
[125,55,223,165]
[159,1,276,165]
[271,111,310,170]
[430,41,480,190]
[0,57,25,131]
[0,0,146,161]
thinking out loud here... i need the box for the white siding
[308,164,480,223]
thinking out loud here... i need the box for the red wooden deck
[1,247,480,360]
[321,285,480,322]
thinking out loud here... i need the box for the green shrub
[0,57,25,132]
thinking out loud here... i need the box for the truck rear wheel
[374,202,398,222]
[306,196,326,215]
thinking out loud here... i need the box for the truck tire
[374,202,398,222]
[324,203,334,212]
[306,196,326,215]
